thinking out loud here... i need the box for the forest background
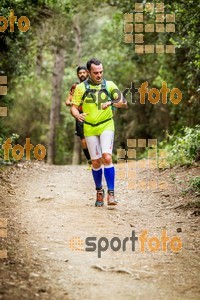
[0,0,199,166]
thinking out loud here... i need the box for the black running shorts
[75,119,85,140]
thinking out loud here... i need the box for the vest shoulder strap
[82,79,111,101]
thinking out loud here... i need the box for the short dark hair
[86,58,102,71]
[76,66,87,73]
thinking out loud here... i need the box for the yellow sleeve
[107,81,121,100]
[72,83,84,106]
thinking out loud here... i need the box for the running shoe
[107,191,118,206]
[95,189,105,207]
[87,163,92,170]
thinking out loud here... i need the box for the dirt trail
[0,162,199,300]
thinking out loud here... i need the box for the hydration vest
[81,79,111,104]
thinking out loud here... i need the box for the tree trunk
[72,16,82,165]
[47,47,65,164]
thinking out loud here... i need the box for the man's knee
[102,153,112,165]
[92,158,102,169]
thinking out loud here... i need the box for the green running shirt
[72,80,120,136]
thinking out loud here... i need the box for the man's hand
[66,93,72,106]
[65,99,72,106]
[101,97,128,110]
[76,113,88,122]
[70,104,89,122]
[101,101,112,110]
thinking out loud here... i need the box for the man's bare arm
[101,93,127,109]
[70,104,88,122]
[66,93,72,106]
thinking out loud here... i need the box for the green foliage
[55,103,75,165]
[189,177,200,194]
[3,74,51,147]
[160,125,200,167]
[181,176,200,198]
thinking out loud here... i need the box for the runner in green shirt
[71,58,127,207]
[65,66,92,168]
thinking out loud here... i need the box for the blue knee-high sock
[92,167,103,190]
[104,164,115,191]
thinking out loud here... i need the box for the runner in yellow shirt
[66,66,91,168]
[71,58,127,207]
